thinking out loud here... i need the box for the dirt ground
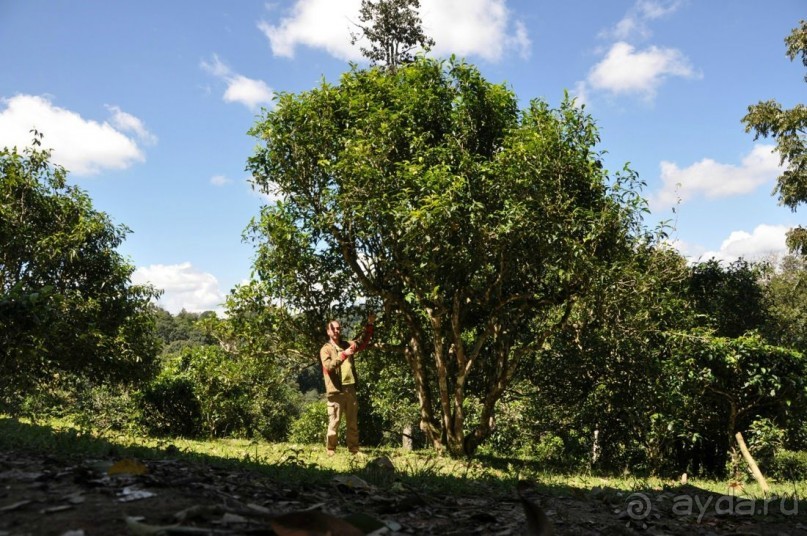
[2,449,807,535]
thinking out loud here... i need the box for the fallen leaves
[0,499,33,512]
[333,474,373,491]
[271,511,364,536]
[108,458,149,476]
[117,487,157,503]
[2,449,807,535]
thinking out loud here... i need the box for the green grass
[2,415,806,503]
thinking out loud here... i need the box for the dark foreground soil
[2,449,807,535]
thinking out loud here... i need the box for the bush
[161,339,204,357]
[138,375,202,437]
[476,395,530,456]
[137,345,302,440]
[522,433,566,465]
[6,375,142,435]
[748,417,785,467]
[288,400,327,445]
[72,383,142,434]
[768,450,807,481]
[12,384,72,422]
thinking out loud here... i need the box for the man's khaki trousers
[326,384,359,453]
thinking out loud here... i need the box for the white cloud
[249,177,284,204]
[258,0,530,63]
[636,0,685,20]
[210,174,232,186]
[651,144,782,210]
[508,20,531,60]
[201,55,274,110]
[106,105,158,144]
[610,16,644,42]
[677,225,790,264]
[132,262,226,314]
[664,237,702,259]
[571,81,589,108]
[605,0,685,41]
[223,75,274,109]
[259,0,360,60]
[0,94,149,176]
[712,225,789,261]
[421,0,530,61]
[587,41,697,100]
[585,1,692,104]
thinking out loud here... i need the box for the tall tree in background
[743,20,807,254]
[526,245,692,472]
[350,0,435,69]
[763,254,807,354]
[0,134,160,406]
[686,258,769,338]
[247,58,648,455]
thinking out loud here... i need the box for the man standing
[320,314,375,455]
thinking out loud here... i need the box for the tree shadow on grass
[3,417,807,535]
[0,416,344,486]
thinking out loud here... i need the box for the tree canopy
[763,254,807,354]
[246,57,650,455]
[743,20,807,254]
[0,135,160,405]
[687,258,769,338]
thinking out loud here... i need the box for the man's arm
[350,314,376,353]
[320,345,343,373]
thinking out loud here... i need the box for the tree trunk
[402,424,413,451]
[405,338,442,450]
[735,432,770,493]
[591,429,601,465]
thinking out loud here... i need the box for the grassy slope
[1,415,804,501]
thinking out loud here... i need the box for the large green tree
[0,135,160,405]
[247,58,648,455]
[743,20,807,254]
[527,244,694,472]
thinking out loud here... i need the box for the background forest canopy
[1,11,807,475]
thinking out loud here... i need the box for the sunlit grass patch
[2,415,807,502]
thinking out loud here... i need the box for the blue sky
[1,1,804,313]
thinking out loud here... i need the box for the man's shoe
[327,450,336,457]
